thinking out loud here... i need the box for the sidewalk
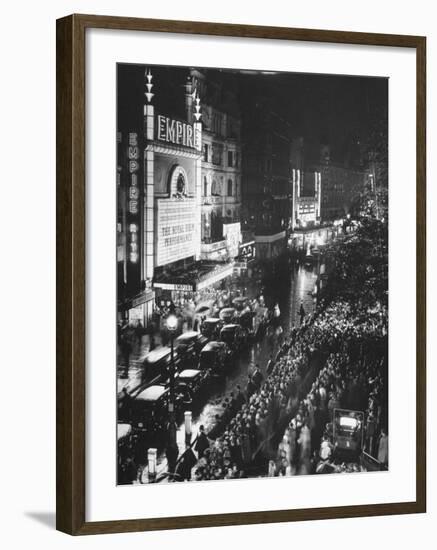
[117,334,163,393]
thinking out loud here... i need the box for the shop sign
[156,115,200,150]
[239,241,256,260]
[131,289,155,308]
[154,282,194,291]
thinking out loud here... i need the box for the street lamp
[166,313,178,472]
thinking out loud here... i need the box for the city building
[190,69,243,264]
[241,99,293,260]
[117,67,242,325]
[312,145,366,221]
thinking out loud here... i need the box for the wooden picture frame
[56,13,426,535]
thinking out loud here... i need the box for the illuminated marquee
[156,198,198,266]
[156,115,201,150]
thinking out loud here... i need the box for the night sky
[117,63,388,166]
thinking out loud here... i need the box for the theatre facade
[117,69,237,325]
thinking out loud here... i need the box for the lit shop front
[154,262,235,308]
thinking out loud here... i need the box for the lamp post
[166,313,178,473]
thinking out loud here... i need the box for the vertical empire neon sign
[128,132,140,263]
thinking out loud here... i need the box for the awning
[153,261,234,292]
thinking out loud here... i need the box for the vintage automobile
[198,340,232,376]
[239,310,256,337]
[174,331,208,368]
[174,369,209,411]
[141,346,180,385]
[232,296,249,311]
[200,317,223,339]
[219,307,238,324]
[333,409,364,458]
[129,384,170,430]
[220,323,248,351]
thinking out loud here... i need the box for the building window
[204,176,208,197]
[212,143,223,166]
[227,179,233,196]
[228,151,233,167]
[203,144,209,162]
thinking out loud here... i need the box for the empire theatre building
[117,66,234,325]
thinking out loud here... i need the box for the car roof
[175,331,200,343]
[221,323,239,330]
[144,346,171,363]
[117,423,132,440]
[136,385,168,402]
[201,341,226,352]
[177,369,201,379]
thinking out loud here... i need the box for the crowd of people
[185,297,388,482]
[274,302,388,477]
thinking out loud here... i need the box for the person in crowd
[174,447,197,482]
[266,354,274,376]
[252,364,263,390]
[135,320,144,348]
[194,425,210,459]
[166,443,179,481]
[235,385,246,409]
[299,301,306,325]
[377,428,388,468]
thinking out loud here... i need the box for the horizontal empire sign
[156,115,201,150]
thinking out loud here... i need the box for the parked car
[174,331,208,368]
[200,317,223,339]
[174,369,209,411]
[219,307,238,324]
[141,346,180,385]
[220,323,248,351]
[232,296,249,311]
[198,340,233,376]
[129,384,169,430]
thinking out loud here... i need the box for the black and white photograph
[116,63,388,485]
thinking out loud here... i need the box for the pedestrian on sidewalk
[149,334,156,351]
[135,320,144,349]
[120,334,132,377]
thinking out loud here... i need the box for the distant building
[291,168,321,229]
[311,145,366,221]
